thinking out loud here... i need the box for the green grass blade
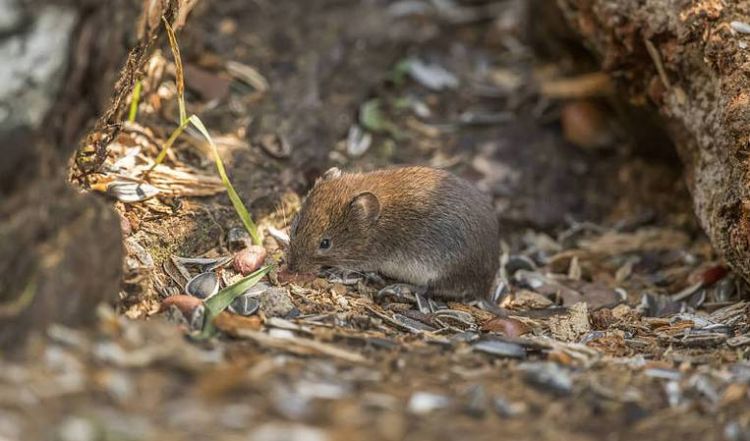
[128,80,142,123]
[189,115,261,245]
[195,265,272,339]
[147,118,190,172]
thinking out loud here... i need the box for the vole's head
[287,168,381,273]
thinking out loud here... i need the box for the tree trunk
[0,0,186,349]
[556,0,750,280]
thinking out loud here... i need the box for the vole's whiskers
[321,265,368,279]
[281,202,288,228]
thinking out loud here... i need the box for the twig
[235,329,369,364]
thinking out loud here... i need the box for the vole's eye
[319,238,331,250]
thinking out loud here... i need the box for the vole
[286,166,500,300]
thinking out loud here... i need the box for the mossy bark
[557,0,750,280]
[0,0,187,349]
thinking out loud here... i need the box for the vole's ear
[314,167,342,186]
[349,192,380,223]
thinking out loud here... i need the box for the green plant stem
[189,115,262,245]
[128,80,142,122]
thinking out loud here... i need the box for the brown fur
[287,166,500,300]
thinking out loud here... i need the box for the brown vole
[287,166,500,300]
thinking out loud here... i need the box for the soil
[2,1,749,441]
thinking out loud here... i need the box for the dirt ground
[2,1,750,440]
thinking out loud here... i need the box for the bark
[556,0,750,279]
[0,0,187,349]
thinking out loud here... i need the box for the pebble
[462,384,487,418]
[0,410,21,440]
[259,287,295,317]
[58,417,96,441]
[725,421,750,441]
[518,362,573,395]
[493,396,527,418]
[731,21,750,34]
[249,423,329,441]
[226,227,252,251]
[233,245,267,275]
[407,392,451,414]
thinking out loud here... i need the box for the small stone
[58,417,96,441]
[226,227,252,251]
[249,423,328,441]
[0,0,22,32]
[259,287,295,317]
[492,396,527,418]
[233,245,267,275]
[462,384,487,418]
[518,362,573,395]
[407,392,451,414]
[731,21,750,34]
